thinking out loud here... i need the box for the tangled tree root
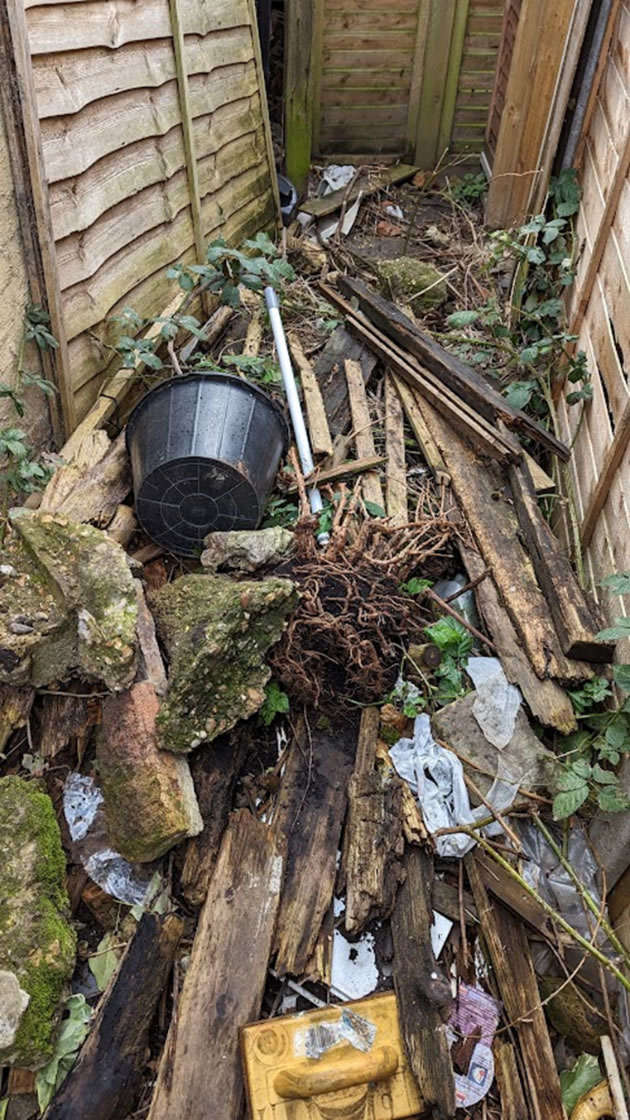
[272,506,461,709]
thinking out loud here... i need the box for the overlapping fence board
[288,0,502,166]
[556,0,630,630]
[21,0,276,422]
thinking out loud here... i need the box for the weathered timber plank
[392,373,451,486]
[344,708,405,934]
[39,431,130,524]
[287,455,386,492]
[416,399,593,684]
[148,811,283,1120]
[312,325,378,437]
[299,163,417,217]
[180,733,250,906]
[385,375,408,522]
[457,541,577,733]
[466,857,565,1120]
[337,276,571,461]
[38,692,90,760]
[45,914,183,1120]
[345,358,385,509]
[0,686,34,754]
[493,1037,529,1120]
[284,0,318,193]
[273,719,355,977]
[392,845,455,1116]
[288,331,333,458]
[509,459,613,662]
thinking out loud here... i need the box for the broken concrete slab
[374,258,447,310]
[96,682,203,862]
[0,777,76,1068]
[1,510,137,691]
[151,573,297,752]
[432,692,560,799]
[200,527,293,573]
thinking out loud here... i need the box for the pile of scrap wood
[1,260,629,1120]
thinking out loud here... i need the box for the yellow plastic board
[241,991,425,1119]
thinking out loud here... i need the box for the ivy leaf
[527,246,546,265]
[597,618,630,642]
[560,1054,601,1116]
[504,380,534,409]
[556,200,580,218]
[567,384,593,405]
[89,932,122,992]
[221,283,241,309]
[446,309,480,328]
[519,346,539,365]
[602,572,630,595]
[613,664,630,692]
[553,782,589,820]
[363,500,387,518]
[606,716,630,751]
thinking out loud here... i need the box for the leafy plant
[424,616,473,705]
[167,232,295,308]
[568,676,612,714]
[259,680,290,726]
[35,994,93,1113]
[552,708,630,819]
[262,495,299,529]
[602,571,630,595]
[388,675,426,719]
[0,306,58,538]
[452,172,488,205]
[221,354,281,385]
[399,577,433,596]
[111,307,207,372]
[441,169,589,423]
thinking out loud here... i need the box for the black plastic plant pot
[125,372,289,557]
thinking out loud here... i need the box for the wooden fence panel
[557,0,630,627]
[21,0,276,422]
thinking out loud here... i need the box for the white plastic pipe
[265,287,329,543]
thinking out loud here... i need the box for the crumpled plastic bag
[389,714,520,858]
[467,656,522,749]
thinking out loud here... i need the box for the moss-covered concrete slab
[151,573,297,751]
[97,682,203,862]
[0,777,76,1068]
[2,510,137,691]
[374,257,447,310]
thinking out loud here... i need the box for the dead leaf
[376,220,404,238]
[412,171,428,188]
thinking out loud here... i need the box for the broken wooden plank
[493,1037,529,1120]
[38,691,90,760]
[345,358,385,509]
[392,372,451,486]
[148,811,283,1120]
[509,460,613,663]
[40,431,130,526]
[242,309,262,357]
[415,397,592,684]
[272,719,355,977]
[299,163,418,218]
[457,542,577,733]
[312,324,378,438]
[106,504,137,547]
[473,851,550,934]
[320,286,520,465]
[384,376,408,522]
[466,856,565,1120]
[286,454,386,492]
[391,845,455,1116]
[288,330,334,458]
[337,275,571,462]
[47,913,183,1120]
[375,741,428,845]
[134,581,168,697]
[524,451,555,494]
[0,684,34,753]
[344,708,405,934]
[180,731,249,906]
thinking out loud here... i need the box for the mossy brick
[0,777,76,1068]
[151,573,297,752]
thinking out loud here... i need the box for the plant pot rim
[125,370,289,453]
